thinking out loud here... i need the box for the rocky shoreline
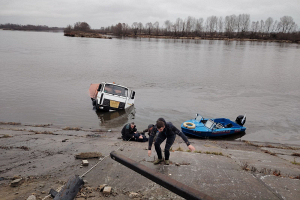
[0,122,299,199]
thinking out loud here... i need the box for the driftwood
[75,152,102,159]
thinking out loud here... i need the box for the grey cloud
[0,0,299,28]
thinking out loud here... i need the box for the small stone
[175,163,180,166]
[27,195,36,200]
[83,180,88,184]
[10,178,23,187]
[41,191,46,194]
[129,192,139,198]
[98,184,107,191]
[82,160,89,166]
[103,186,111,195]
[85,186,93,193]
[13,175,21,180]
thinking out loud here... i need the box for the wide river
[0,30,299,145]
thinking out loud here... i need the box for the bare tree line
[0,23,64,31]
[99,14,299,42]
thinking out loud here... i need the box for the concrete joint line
[251,173,284,200]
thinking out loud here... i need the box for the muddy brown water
[0,30,300,145]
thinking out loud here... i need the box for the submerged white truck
[89,82,135,111]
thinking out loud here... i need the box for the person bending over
[142,124,154,136]
[148,118,195,165]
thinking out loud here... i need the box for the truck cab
[89,82,135,111]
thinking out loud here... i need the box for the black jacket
[148,118,190,150]
[121,123,137,141]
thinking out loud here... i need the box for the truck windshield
[104,84,128,97]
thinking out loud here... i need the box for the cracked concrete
[0,123,299,200]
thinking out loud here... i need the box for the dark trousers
[154,132,176,160]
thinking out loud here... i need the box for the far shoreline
[63,30,300,44]
[128,34,300,44]
[1,29,299,44]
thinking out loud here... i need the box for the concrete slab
[1,123,300,200]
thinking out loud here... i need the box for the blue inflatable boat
[181,114,246,138]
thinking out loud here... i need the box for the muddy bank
[0,122,299,199]
[64,31,112,39]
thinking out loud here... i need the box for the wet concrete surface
[0,123,300,200]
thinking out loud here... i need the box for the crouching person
[121,122,148,142]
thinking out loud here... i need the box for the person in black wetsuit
[142,124,154,136]
[147,118,195,165]
[121,122,148,142]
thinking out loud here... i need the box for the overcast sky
[0,0,299,28]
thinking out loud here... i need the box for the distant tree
[279,16,296,33]
[73,22,90,32]
[174,18,182,36]
[206,16,218,35]
[260,20,264,37]
[250,21,260,37]
[138,22,143,34]
[164,20,172,34]
[189,17,197,35]
[195,18,204,36]
[224,15,237,38]
[132,22,138,35]
[240,14,250,33]
[114,23,123,36]
[271,20,279,32]
[64,24,73,33]
[74,22,80,30]
[122,23,129,35]
[145,22,153,35]
[217,17,224,35]
[153,21,159,35]
[186,16,194,35]
[264,17,274,34]
[180,19,186,35]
